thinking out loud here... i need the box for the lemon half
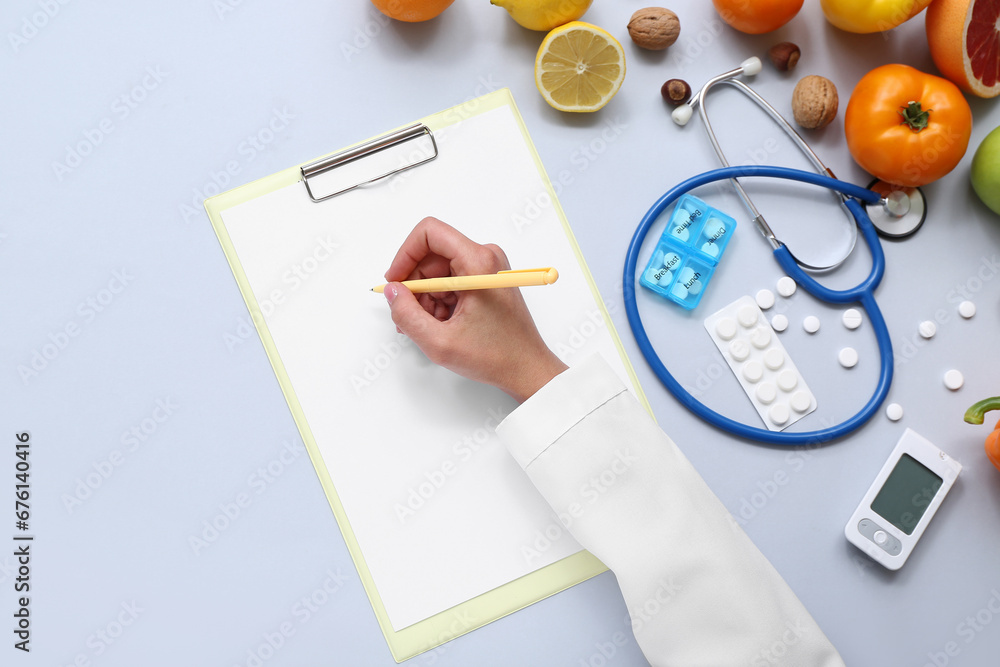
[535,22,626,113]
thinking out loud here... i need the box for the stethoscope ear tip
[740,57,762,77]
[671,104,693,126]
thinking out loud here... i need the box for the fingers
[385,217,507,282]
[384,283,448,356]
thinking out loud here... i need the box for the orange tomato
[844,64,972,187]
[712,0,804,34]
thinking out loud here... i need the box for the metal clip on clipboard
[300,123,438,202]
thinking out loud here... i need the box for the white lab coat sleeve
[496,354,844,667]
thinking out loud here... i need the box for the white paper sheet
[220,105,633,631]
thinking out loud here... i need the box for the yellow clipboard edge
[203,87,646,662]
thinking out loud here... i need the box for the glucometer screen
[870,454,943,535]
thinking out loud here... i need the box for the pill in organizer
[640,194,737,309]
[704,296,817,431]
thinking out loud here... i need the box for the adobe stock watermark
[921,588,1000,667]
[18,268,134,385]
[521,448,639,566]
[340,6,392,62]
[625,577,683,638]
[61,397,178,514]
[8,0,73,54]
[393,407,509,524]
[551,303,618,361]
[224,234,340,351]
[180,107,295,223]
[413,610,476,666]
[748,617,811,666]
[58,600,144,666]
[188,437,307,556]
[231,568,350,667]
[349,334,414,395]
[213,0,255,21]
[577,629,637,667]
[51,66,168,182]
[668,14,727,70]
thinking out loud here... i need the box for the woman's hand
[383,217,567,403]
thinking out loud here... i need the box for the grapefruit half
[927,0,1000,98]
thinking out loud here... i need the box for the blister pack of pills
[640,194,737,310]
[704,296,817,431]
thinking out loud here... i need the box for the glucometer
[846,429,961,570]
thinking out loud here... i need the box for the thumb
[384,283,440,348]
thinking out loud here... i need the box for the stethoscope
[623,58,925,446]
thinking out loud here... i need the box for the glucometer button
[873,530,888,546]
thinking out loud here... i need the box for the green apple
[971,125,1000,216]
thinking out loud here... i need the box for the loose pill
[842,308,863,330]
[777,369,798,391]
[959,300,976,319]
[944,369,964,390]
[755,382,777,404]
[790,391,811,413]
[771,314,788,332]
[769,403,790,425]
[715,317,738,340]
[764,348,784,370]
[918,320,937,339]
[803,315,820,334]
[755,289,776,310]
[776,276,797,297]
[737,305,758,328]
[743,360,764,383]
[838,347,858,368]
[729,339,751,361]
[751,326,772,349]
[885,403,904,421]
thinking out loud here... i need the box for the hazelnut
[627,7,680,51]
[768,42,800,71]
[661,78,691,105]
[791,75,838,130]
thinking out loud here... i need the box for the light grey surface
[3,1,1000,666]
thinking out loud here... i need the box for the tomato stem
[899,101,931,132]
[964,397,1000,425]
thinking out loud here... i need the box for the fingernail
[384,284,398,305]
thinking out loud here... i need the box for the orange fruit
[926,0,1000,98]
[370,0,455,22]
[712,0,803,34]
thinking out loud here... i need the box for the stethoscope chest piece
[864,179,927,239]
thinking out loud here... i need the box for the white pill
[742,360,764,383]
[755,382,777,404]
[658,270,674,287]
[776,276,797,297]
[671,225,690,242]
[701,242,720,258]
[919,320,937,339]
[769,403,791,425]
[663,252,681,271]
[959,300,976,319]
[755,289,776,310]
[771,314,788,332]
[803,315,821,334]
[944,369,964,390]
[704,217,726,240]
[737,305,759,328]
[838,347,859,368]
[777,369,798,391]
[688,279,703,296]
[886,403,904,421]
[671,283,689,300]
[715,317,738,340]
[842,308,863,330]
[729,339,751,361]
[751,327,772,349]
[763,348,784,370]
[790,391,812,413]
[644,268,660,284]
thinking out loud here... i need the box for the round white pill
[919,320,937,339]
[755,289,776,310]
[755,382,777,404]
[764,348,784,370]
[663,252,681,271]
[657,270,674,287]
[790,391,811,413]
[688,279,703,296]
[701,242,720,258]
[743,360,764,383]
[771,314,788,332]
[885,403,904,421]
[644,268,660,284]
[704,217,726,239]
[715,317,738,341]
[670,282,689,300]
[777,369,798,392]
[769,403,791,425]
[776,276,797,297]
[842,308,863,330]
[838,347,859,368]
[803,315,821,334]
[729,339,751,361]
[671,226,690,242]
[737,305,759,328]
[751,326,772,349]
[959,300,976,319]
[944,369,964,390]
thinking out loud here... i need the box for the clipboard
[204,89,650,662]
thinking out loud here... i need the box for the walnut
[627,7,680,51]
[791,75,838,130]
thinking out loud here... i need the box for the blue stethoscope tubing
[623,165,894,445]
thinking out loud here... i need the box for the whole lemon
[492,0,593,31]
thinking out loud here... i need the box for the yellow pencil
[372,267,558,293]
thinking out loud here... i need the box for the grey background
[3,0,1000,666]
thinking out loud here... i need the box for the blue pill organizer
[639,194,737,309]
